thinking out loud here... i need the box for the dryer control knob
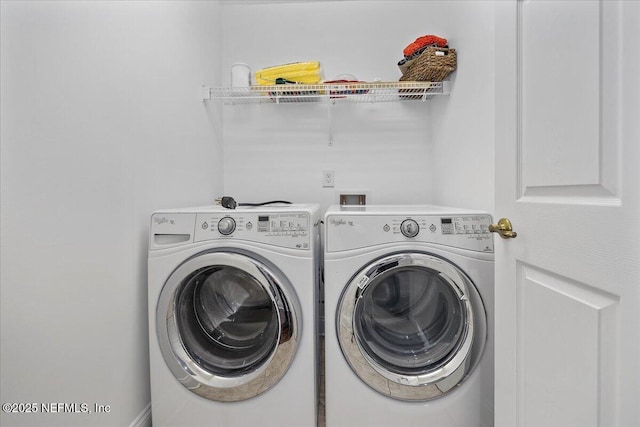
[218,217,236,235]
[400,219,420,238]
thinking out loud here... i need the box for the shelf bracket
[201,85,211,101]
[442,80,451,94]
[327,100,335,147]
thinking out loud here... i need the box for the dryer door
[156,250,300,402]
[337,252,486,401]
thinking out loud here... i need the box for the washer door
[337,252,486,401]
[156,250,299,402]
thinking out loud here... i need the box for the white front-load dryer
[324,205,494,427]
[148,204,321,427]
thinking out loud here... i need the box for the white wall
[0,1,495,425]
[220,0,495,214]
[0,2,223,426]
[431,1,495,214]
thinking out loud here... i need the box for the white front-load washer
[324,205,494,427]
[148,204,321,427]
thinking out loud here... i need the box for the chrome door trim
[156,250,299,402]
[336,252,487,401]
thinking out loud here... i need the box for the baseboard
[129,403,152,427]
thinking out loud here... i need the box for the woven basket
[399,47,457,82]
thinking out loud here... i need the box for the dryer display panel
[440,216,491,235]
[325,214,494,253]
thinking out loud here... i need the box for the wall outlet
[322,170,335,188]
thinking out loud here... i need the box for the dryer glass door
[354,266,466,374]
[157,250,299,402]
[337,252,486,401]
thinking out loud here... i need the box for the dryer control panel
[439,216,491,236]
[325,213,493,253]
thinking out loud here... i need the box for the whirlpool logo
[329,218,354,227]
[153,216,175,225]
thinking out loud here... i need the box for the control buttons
[400,219,420,238]
[383,224,390,232]
[217,217,236,235]
[429,224,437,233]
[201,222,208,230]
[246,221,253,230]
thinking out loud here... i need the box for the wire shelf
[204,81,450,105]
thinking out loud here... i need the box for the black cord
[239,201,292,207]
[215,196,292,210]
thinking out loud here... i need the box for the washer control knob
[400,219,420,238]
[218,217,236,235]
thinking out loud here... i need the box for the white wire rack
[203,81,450,104]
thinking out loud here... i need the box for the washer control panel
[195,212,311,250]
[217,217,236,235]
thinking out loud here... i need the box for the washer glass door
[157,250,299,402]
[337,252,486,401]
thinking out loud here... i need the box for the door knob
[489,218,518,239]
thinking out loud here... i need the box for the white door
[494,1,640,426]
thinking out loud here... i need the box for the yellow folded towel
[255,61,322,85]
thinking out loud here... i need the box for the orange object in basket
[403,35,448,57]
